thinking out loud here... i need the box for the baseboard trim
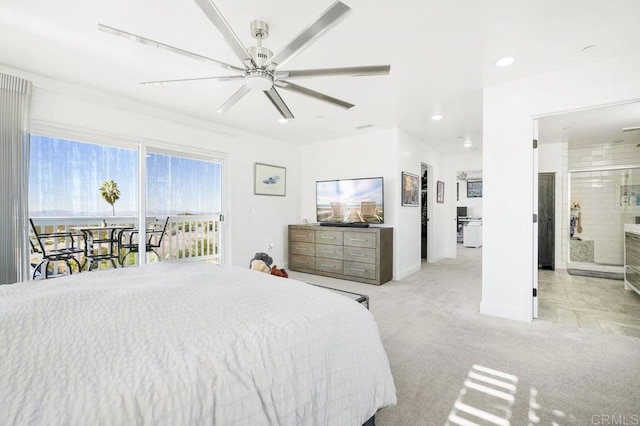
[394,263,421,281]
[480,301,531,322]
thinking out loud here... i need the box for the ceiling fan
[98,0,391,120]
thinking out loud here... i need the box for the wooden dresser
[288,224,393,285]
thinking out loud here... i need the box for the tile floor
[538,268,640,338]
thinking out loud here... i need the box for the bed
[0,262,396,425]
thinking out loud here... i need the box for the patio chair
[119,217,169,266]
[29,219,84,279]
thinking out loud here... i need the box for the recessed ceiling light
[431,114,443,121]
[463,140,472,148]
[495,56,515,67]
[278,118,288,124]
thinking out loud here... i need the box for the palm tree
[100,180,121,216]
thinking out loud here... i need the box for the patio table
[71,225,132,270]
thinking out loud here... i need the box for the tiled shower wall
[568,142,640,265]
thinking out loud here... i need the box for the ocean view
[29,135,222,218]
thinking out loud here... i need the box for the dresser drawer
[344,261,376,280]
[316,230,343,245]
[290,228,315,243]
[290,255,316,270]
[291,242,315,256]
[344,246,376,264]
[344,232,376,248]
[316,258,343,274]
[316,243,344,260]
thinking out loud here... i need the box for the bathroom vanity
[623,224,640,296]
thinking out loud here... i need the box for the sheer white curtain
[0,73,32,284]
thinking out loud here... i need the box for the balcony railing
[30,214,221,278]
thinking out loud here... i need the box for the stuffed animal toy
[270,265,288,278]
[250,252,272,268]
[250,259,271,274]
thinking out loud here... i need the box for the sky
[29,135,222,217]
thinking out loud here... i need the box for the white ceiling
[539,102,640,149]
[1,0,639,154]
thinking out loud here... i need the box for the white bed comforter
[0,262,396,425]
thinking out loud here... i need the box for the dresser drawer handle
[296,260,309,265]
[350,238,367,242]
[350,253,366,257]
[296,247,308,251]
[321,249,335,253]
[350,268,366,272]
[321,263,337,268]
[321,236,335,239]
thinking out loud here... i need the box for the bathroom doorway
[536,101,640,335]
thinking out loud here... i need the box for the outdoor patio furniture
[72,224,133,270]
[29,218,84,279]
[119,217,169,266]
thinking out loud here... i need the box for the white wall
[3,65,302,268]
[397,130,449,267]
[483,53,640,322]
[300,128,450,281]
[538,142,564,269]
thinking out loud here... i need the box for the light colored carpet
[289,247,640,426]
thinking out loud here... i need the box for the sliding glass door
[141,149,223,264]
[29,134,139,275]
[28,134,224,277]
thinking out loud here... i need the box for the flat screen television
[316,177,384,225]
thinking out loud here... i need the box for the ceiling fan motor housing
[248,45,273,68]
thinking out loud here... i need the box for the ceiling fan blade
[275,80,354,110]
[193,0,257,69]
[98,24,244,72]
[140,75,244,86]
[265,1,351,69]
[276,65,391,80]
[264,87,294,119]
[216,85,251,114]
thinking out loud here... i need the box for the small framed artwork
[437,180,445,203]
[467,180,483,198]
[254,162,286,196]
[401,171,419,206]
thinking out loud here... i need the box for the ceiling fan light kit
[99,0,390,120]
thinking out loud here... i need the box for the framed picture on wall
[401,171,419,206]
[467,180,483,198]
[437,180,444,203]
[254,162,286,196]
